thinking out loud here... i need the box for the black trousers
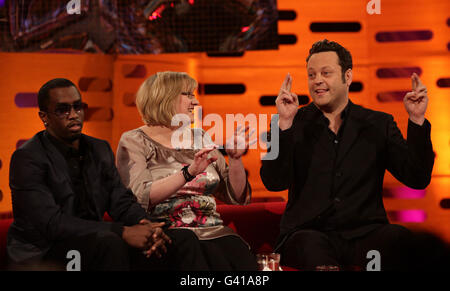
[12,228,257,271]
[196,235,258,271]
[280,224,411,271]
[40,228,206,271]
[135,229,257,271]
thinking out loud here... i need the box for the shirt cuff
[407,118,432,152]
[278,125,295,145]
[408,118,431,136]
[110,222,124,238]
[408,118,430,128]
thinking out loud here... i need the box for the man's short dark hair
[306,39,353,83]
[38,78,80,111]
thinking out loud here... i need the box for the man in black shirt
[46,132,98,220]
[260,40,435,270]
[7,78,202,271]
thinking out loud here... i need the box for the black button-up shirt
[320,103,350,152]
[315,104,350,231]
[45,132,98,220]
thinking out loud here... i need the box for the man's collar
[306,100,352,125]
[339,101,351,121]
[44,131,84,157]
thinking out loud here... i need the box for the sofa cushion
[0,218,12,267]
[217,202,286,254]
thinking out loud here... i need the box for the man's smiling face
[307,51,352,111]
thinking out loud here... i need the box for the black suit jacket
[7,131,147,262]
[260,101,435,251]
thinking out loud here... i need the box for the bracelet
[181,165,196,182]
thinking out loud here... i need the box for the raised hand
[404,73,428,125]
[188,146,218,176]
[275,73,299,130]
[225,125,257,160]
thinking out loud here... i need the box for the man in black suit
[260,40,434,270]
[7,78,200,271]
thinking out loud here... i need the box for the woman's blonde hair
[135,71,197,127]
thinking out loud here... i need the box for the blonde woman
[116,71,257,270]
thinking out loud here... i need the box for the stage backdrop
[0,0,449,242]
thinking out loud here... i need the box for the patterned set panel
[387,210,427,223]
[375,30,433,42]
[121,64,147,79]
[14,93,38,108]
[376,67,422,78]
[356,0,450,242]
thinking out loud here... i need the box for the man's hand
[139,219,172,258]
[139,219,166,229]
[122,220,172,259]
[404,73,428,125]
[275,73,299,130]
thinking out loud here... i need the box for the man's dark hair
[38,78,80,111]
[306,39,353,83]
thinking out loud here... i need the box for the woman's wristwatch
[181,165,196,182]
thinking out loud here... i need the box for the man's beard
[65,132,82,143]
